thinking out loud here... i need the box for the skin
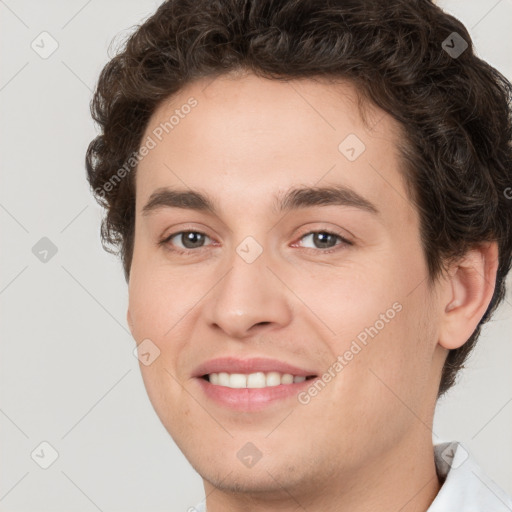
[126,71,498,512]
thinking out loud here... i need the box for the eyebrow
[141,184,379,217]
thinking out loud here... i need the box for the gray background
[0,0,511,510]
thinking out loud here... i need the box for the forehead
[135,72,413,225]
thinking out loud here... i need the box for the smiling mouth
[201,372,317,389]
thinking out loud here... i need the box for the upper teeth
[208,372,307,388]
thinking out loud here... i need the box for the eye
[294,230,352,253]
[160,231,213,254]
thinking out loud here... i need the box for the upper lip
[193,357,317,378]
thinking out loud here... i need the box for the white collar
[429,440,512,511]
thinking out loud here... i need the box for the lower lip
[195,376,316,411]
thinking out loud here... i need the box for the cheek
[287,261,400,345]
[310,258,432,407]
[317,305,433,456]
[128,259,199,341]
[344,290,436,422]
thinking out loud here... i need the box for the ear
[438,241,499,350]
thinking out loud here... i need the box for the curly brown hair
[85,0,512,398]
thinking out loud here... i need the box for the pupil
[183,232,204,248]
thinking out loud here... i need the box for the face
[127,72,445,499]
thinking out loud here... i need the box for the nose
[203,241,293,339]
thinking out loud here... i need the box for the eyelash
[158,229,353,256]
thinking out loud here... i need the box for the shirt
[192,440,512,511]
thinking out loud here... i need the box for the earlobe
[438,242,499,350]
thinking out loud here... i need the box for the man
[86,0,512,510]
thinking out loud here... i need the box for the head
[86,0,512,501]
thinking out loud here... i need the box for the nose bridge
[204,233,292,338]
